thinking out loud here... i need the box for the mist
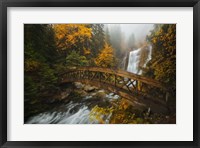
[120,24,154,41]
[106,24,154,49]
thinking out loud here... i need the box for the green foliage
[25,24,58,62]
[24,75,39,100]
[24,25,58,91]
[89,24,105,57]
[65,51,89,66]
[145,24,176,88]
[24,24,176,121]
[143,24,176,105]
[24,24,59,119]
[38,64,58,90]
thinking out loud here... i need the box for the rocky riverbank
[25,81,176,124]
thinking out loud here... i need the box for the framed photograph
[0,0,199,147]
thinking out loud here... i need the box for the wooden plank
[61,66,168,91]
[61,78,168,108]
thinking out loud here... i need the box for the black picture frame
[0,0,199,147]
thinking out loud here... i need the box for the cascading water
[26,101,93,124]
[127,48,141,74]
[143,45,152,68]
[127,45,152,75]
[26,45,153,124]
[25,91,118,124]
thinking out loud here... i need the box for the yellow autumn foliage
[89,105,114,124]
[95,43,116,68]
[149,24,176,85]
[53,24,92,51]
[25,59,40,72]
[83,48,91,55]
[89,99,148,124]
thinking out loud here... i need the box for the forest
[24,24,176,124]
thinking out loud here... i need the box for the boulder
[96,91,107,99]
[84,85,96,92]
[74,82,84,89]
[60,91,70,100]
[74,89,88,96]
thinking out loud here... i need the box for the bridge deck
[59,67,171,113]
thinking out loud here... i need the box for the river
[25,88,120,124]
[25,45,152,124]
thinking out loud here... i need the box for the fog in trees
[24,24,176,124]
[106,24,154,51]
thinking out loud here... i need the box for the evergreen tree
[105,25,111,45]
[89,24,105,57]
[24,24,58,119]
[109,25,123,58]
[65,51,89,67]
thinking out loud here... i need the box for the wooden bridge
[59,67,171,113]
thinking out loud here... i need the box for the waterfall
[143,45,152,67]
[127,45,152,75]
[127,48,141,74]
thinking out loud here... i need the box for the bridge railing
[59,67,171,103]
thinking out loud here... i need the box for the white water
[25,91,119,124]
[143,45,152,67]
[26,101,95,124]
[127,48,141,74]
[26,45,153,124]
[127,45,152,75]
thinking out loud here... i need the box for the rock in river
[74,82,85,89]
[84,85,96,92]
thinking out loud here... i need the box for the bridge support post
[99,72,101,82]
[135,80,138,93]
[114,75,116,87]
